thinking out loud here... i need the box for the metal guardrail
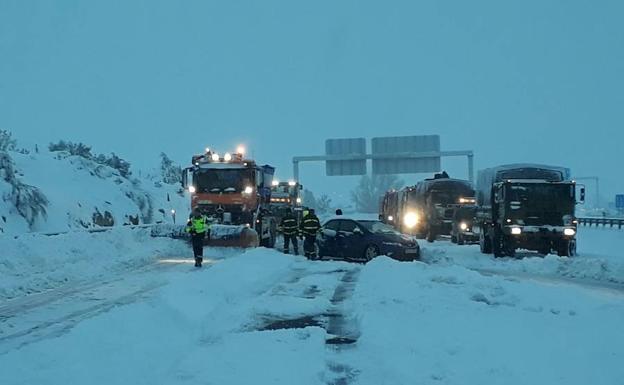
[578,217,624,229]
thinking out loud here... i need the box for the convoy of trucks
[176,145,584,259]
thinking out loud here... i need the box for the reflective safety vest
[280,216,299,235]
[186,217,208,234]
[301,215,321,236]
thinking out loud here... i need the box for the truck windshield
[507,184,574,203]
[505,183,575,225]
[429,190,465,205]
[194,169,252,193]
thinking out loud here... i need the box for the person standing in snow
[280,208,299,255]
[186,210,209,267]
[300,208,321,260]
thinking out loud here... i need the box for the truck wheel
[457,234,465,246]
[451,234,458,244]
[426,227,436,243]
[492,228,504,258]
[480,231,492,254]
[557,240,576,257]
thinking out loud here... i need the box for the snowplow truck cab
[399,173,475,242]
[474,164,585,257]
[181,149,278,248]
[269,181,304,228]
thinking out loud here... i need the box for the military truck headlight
[460,222,468,231]
[224,152,232,161]
[211,153,220,161]
[243,186,254,194]
[296,197,302,204]
[388,215,394,222]
[188,186,196,193]
[404,212,418,228]
[564,228,576,236]
[511,227,522,235]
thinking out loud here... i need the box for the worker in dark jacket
[300,208,321,260]
[280,208,299,255]
[186,210,209,267]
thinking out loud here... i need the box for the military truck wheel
[426,226,436,243]
[480,231,492,254]
[557,240,576,257]
[451,234,458,244]
[457,234,465,246]
[492,228,504,258]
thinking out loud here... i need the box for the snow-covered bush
[160,152,182,185]
[49,140,132,178]
[0,151,49,228]
[316,194,333,214]
[0,129,17,152]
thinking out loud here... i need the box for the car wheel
[363,245,379,262]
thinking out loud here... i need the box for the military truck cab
[475,165,585,257]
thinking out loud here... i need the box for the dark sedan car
[318,217,421,262]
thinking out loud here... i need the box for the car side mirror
[353,227,363,235]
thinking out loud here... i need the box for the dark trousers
[283,234,299,255]
[191,232,205,266]
[303,235,317,259]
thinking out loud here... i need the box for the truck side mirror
[181,168,189,188]
[579,186,586,204]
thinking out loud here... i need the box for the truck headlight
[564,228,576,236]
[511,227,522,235]
[188,186,196,193]
[388,215,394,222]
[243,186,253,194]
[460,222,468,231]
[296,197,302,204]
[211,153,220,161]
[224,152,232,161]
[403,212,418,228]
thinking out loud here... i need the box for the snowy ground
[1,227,623,384]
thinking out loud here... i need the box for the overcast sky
[1,0,622,204]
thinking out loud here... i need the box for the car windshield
[359,220,401,235]
[194,169,252,193]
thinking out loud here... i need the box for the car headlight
[382,242,403,247]
[510,227,522,235]
[460,222,468,231]
[564,228,576,236]
[403,212,418,228]
[188,185,196,193]
[243,186,253,194]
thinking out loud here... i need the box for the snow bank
[423,227,624,285]
[350,257,624,385]
[1,150,188,235]
[0,227,190,299]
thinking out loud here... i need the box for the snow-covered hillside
[0,149,188,235]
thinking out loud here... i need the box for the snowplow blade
[150,224,259,248]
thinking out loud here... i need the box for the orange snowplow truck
[181,147,278,248]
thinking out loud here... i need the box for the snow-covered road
[1,227,623,384]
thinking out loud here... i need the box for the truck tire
[457,233,465,246]
[480,231,492,254]
[557,240,576,257]
[492,227,504,258]
[451,234,458,244]
[426,227,436,243]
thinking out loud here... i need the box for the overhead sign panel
[372,135,441,175]
[325,138,367,176]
